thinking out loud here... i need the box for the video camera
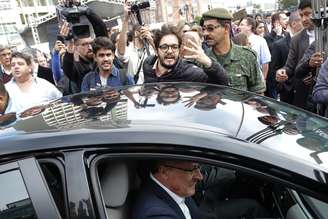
[130,1,150,15]
[128,1,150,25]
[128,1,151,55]
[56,0,90,39]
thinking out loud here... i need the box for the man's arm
[182,40,228,85]
[51,50,64,85]
[203,60,228,86]
[117,4,129,57]
[284,36,298,77]
[313,59,328,103]
[295,43,316,79]
[62,52,77,82]
[85,7,107,37]
[261,63,269,80]
[260,38,271,80]
[246,50,266,95]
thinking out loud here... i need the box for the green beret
[202,8,233,20]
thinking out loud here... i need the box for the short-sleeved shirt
[206,42,265,93]
[5,77,62,113]
[248,34,271,66]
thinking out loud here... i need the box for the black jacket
[143,56,228,85]
[268,33,291,83]
[264,30,284,53]
[37,65,55,85]
[283,29,310,92]
[294,42,316,111]
[63,53,94,93]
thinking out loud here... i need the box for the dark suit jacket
[284,29,310,91]
[132,178,203,219]
[268,33,291,83]
[37,65,55,85]
[293,42,316,110]
[264,30,283,53]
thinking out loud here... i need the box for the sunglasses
[202,24,222,32]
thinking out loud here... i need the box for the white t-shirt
[116,44,154,84]
[5,77,62,113]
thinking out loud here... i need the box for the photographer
[57,0,107,38]
[116,2,155,84]
[59,0,108,93]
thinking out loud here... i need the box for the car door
[0,157,62,219]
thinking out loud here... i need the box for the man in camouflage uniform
[202,8,266,94]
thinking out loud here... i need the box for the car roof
[1,82,328,170]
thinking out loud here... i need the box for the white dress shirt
[150,173,192,219]
[307,30,315,45]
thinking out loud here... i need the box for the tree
[279,0,298,10]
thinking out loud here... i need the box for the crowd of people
[1,0,328,218]
[1,0,328,118]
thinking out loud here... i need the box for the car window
[91,155,328,219]
[39,160,67,219]
[92,157,307,219]
[0,169,37,218]
[301,194,328,219]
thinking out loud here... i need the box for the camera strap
[134,48,146,83]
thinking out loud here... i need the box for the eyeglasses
[158,44,179,53]
[202,25,222,32]
[163,164,201,174]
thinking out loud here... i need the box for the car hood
[1,82,328,167]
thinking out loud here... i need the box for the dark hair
[0,44,11,53]
[232,32,249,46]
[288,11,301,25]
[255,20,268,34]
[0,81,7,96]
[190,24,203,38]
[242,17,256,33]
[110,31,120,47]
[271,12,282,29]
[132,24,142,40]
[11,52,32,65]
[156,86,181,105]
[153,24,182,49]
[127,30,133,43]
[256,20,265,27]
[298,0,312,10]
[255,13,262,19]
[92,37,115,54]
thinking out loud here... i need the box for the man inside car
[133,161,269,219]
[133,161,204,219]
